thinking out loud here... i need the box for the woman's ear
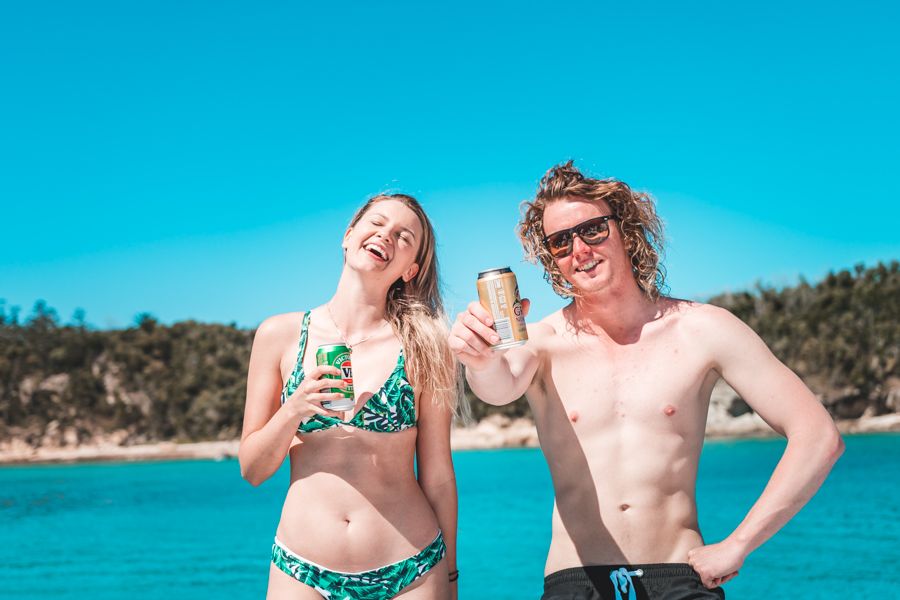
[402,262,420,283]
[342,226,353,251]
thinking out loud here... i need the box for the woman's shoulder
[254,311,309,345]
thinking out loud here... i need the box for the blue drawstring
[609,567,644,600]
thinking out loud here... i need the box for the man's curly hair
[519,160,667,300]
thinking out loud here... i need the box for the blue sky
[2,1,898,328]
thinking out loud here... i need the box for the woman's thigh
[266,563,323,600]
[394,559,449,600]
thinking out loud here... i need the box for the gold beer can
[476,267,528,349]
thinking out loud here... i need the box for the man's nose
[571,234,591,256]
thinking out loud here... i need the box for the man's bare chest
[531,335,717,434]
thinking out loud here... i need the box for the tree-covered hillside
[707,261,899,419]
[0,305,251,446]
[1,261,897,447]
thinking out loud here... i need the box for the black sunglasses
[542,215,617,258]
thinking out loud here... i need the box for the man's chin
[569,276,608,297]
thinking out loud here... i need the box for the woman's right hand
[283,365,347,420]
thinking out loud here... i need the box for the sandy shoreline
[1,413,898,466]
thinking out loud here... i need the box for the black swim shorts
[541,563,726,600]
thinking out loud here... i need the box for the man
[449,161,844,599]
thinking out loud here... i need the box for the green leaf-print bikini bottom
[271,531,446,599]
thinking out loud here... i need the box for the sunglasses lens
[545,216,613,258]
[579,219,609,242]
[546,232,572,257]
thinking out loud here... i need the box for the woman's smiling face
[343,198,424,284]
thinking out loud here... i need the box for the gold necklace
[326,302,389,352]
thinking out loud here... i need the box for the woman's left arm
[416,389,458,599]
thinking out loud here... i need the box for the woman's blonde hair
[519,161,667,300]
[349,194,463,415]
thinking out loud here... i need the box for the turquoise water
[2,434,898,599]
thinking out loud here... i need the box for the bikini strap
[291,312,311,378]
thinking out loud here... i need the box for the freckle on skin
[663,405,676,416]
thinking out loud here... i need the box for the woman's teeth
[365,244,387,260]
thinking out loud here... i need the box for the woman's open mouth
[363,243,389,262]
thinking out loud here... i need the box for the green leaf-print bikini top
[280,312,417,434]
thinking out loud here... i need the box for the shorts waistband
[545,563,697,585]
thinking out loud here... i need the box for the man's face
[541,197,632,296]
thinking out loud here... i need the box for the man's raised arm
[448,300,541,405]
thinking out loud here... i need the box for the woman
[240,194,460,599]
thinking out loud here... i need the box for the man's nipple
[663,405,676,416]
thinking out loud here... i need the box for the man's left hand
[687,538,746,589]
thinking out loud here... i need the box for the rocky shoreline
[3,380,898,465]
[1,412,898,466]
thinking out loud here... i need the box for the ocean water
[2,434,898,599]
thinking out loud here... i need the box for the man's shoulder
[662,298,736,325]
[661,298,751,344]
[530,308,566,338]
[511,309,564,360]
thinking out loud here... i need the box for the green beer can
[315,344,356,411]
